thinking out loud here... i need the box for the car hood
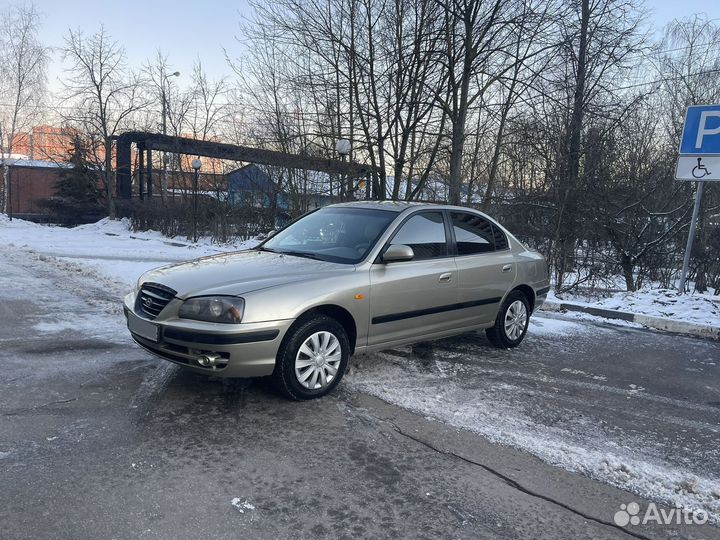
[140,250,356,299]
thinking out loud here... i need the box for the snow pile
[346,353,720,523]
[550,288,720,328]
[0,216,258,288]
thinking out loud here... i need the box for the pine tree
[55,136,101,204]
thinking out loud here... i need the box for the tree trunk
[555,0,590,287]
[621,255,636,292]
[481,80,517,212]
[448,113,467,205]
[447,9,474,206]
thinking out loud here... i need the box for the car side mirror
[381,244,414,263]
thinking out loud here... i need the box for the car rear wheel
[273,315,350,400]
[486,291,530,348]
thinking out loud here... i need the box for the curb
[541,300,720,340]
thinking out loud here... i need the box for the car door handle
[438,272,453,283]
[502,264,513,273]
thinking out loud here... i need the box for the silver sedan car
[124,202,549,399]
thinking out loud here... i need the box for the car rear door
[368,211,458,347]
[449,211,516,326]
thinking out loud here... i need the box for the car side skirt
[371,297,502,325]
[357,321,494,355]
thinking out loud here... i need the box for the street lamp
[161,71,180,199]
[336,138,351,200]
[335,139,351,156]
[191,158,201,242]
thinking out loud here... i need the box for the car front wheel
[486,291,530,348]
[273,315,350,400]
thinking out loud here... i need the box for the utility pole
[678,181,705,293]
[191,158,202,242]
[336,139,351,201]
[161,71,180,201]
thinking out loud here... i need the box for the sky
[19,0,720,95]
[32,0,251,95]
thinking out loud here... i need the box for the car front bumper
[123,293,292,378]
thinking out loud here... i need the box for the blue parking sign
[680,105,720,154]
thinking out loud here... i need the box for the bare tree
[478,3,556,211]
[187,60,230,145]
[60,26,145,217]
[142,51,188,198]
[437,0,558,205]
[587,100,691,291]
[549,0,645,288]
[655,15,720,145]
[227,0,719,296]
[0,3,48,215]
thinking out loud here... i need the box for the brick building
[3,159,74,218]
[11,125,77,162]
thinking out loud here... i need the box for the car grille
[138,282,176,319]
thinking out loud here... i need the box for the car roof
[328,200,428,212]
[328,200,486,214]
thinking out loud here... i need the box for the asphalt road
[0,247,718,540]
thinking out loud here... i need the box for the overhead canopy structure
[114,131,375,199]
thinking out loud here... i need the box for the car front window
[259,207,397,264]
[390,211,448,260]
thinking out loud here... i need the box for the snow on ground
[526,316,592,336]
[231,498,256,514]
[0,215,257,290]
[346,351,720,523]
[530,310,644,333]
[550,288,720,328]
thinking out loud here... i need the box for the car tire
[272,315,350,400]
[486,291,530,349]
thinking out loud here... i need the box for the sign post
[676,105,720,293]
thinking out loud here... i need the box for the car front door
[450,211,516,326]
[368,211,458,348]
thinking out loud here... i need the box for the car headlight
[178,296,245,324]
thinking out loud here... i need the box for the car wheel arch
[506,284,535,313]
[288,304,358,355]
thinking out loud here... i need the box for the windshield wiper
[276,250,324,261]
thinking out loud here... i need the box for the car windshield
[258,207,397,264]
